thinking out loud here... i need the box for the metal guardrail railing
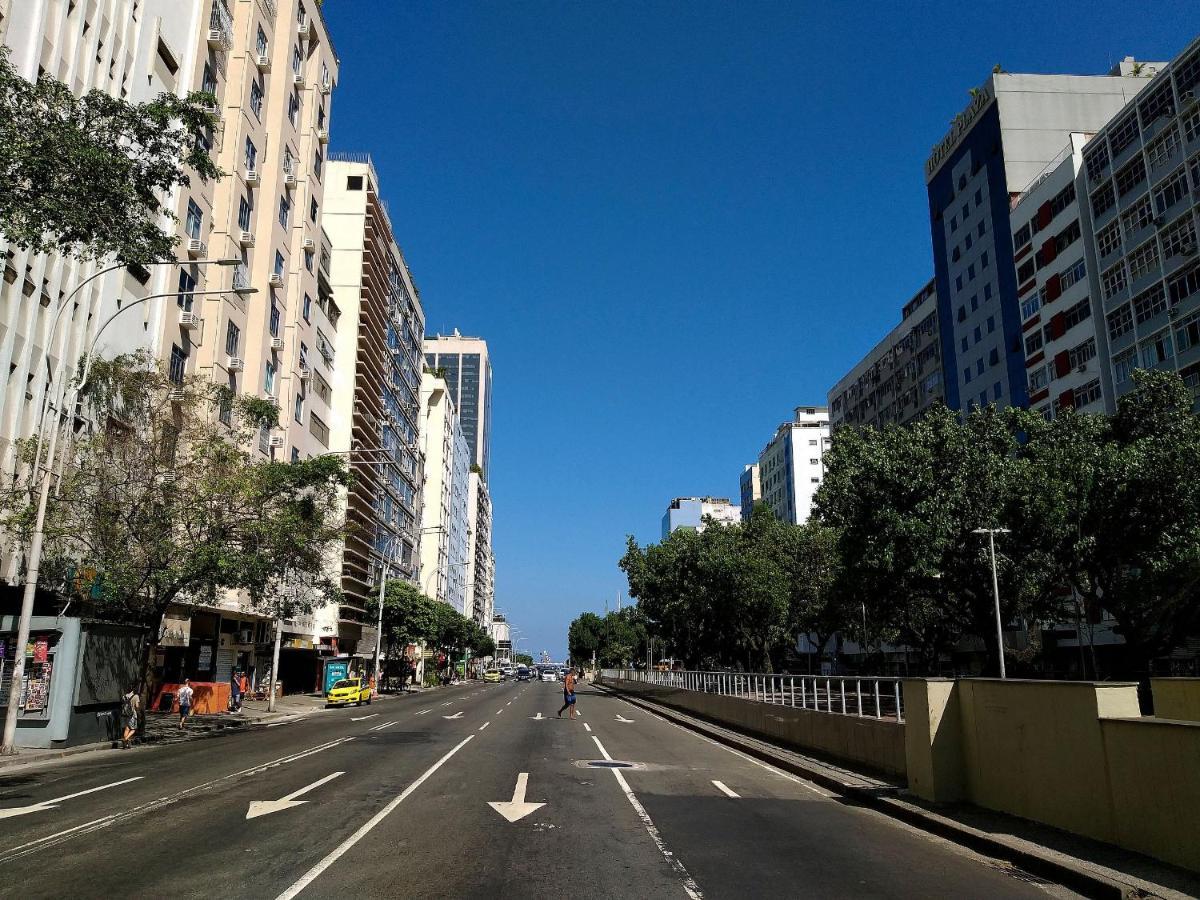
[600,668,904,722]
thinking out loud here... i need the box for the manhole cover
[587,760,634,768]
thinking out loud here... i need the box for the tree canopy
[0,47,220,264]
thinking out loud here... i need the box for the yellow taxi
[483,670,502,683]
[325,676,372,707]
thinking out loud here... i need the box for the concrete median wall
[905,677,1200,873]
[603,677,906,779]
[1150,677,1200,721]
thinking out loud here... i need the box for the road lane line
[368,721,398,732]
[415,709,432,716]
[711,780,739,799]
[478,721,490,731]
[0,815,117,854]
[276,735,476,900]
[583,723,592,732]
[591,736,702,899]
[350,714,378,722]
[496,708,503,715]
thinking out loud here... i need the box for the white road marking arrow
[615,714,634,723]
[488,773,545,823]
[246,772,343,820]
[0,776,144,820]
[443,711,464,720]
[351,714,378,722]
[530,712,545,720]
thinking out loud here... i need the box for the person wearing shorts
[557,668,578,719]
[120,684,140,749]
[177,678,194,729]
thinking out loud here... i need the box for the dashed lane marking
[712,780,739,799]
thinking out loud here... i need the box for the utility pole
[973,527,1011,679]
[268,613,283,713]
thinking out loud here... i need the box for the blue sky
[322,1,1192,660]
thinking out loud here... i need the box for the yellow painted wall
[1151,678,1200,722]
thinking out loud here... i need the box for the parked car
[326,677,371,707]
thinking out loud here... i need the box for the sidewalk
[599,684,1200,900]
[0,687,430,773]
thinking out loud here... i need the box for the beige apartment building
[418,369,470,616]
[0,1,345,692]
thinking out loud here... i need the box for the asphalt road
[0,680,1074,899]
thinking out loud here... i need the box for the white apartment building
[927,59,1162,415]
[1012,133,1108,418]
[1082,38,1200,406]
[738,464,761,521]
[465,470,494,628]
[1,1,340,691]
[757,406,830,525]
[318,158,426,666]
[418,369,470,615]
[661,497,741,539]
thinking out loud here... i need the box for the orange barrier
[153,682,230,715]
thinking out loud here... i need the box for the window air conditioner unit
[169,387,186,402]
[187,238,207,258]
[303,237,315,250]
[256,53,271,71]
[293,72,306,88]
[317,127,329,144]
[271,337,285,351]
[227,356,244,371]
[239,230,255,247]
[299,365,312,380]
[269,435,285,448]
[319,77,331,95]
[284,170,297,186]
[178,311,201,328]
[269,272,284,287]
[245,168,260,185]
[207,28,228,49]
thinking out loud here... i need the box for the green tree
[0,46,220,264]
[0,352,349,687]
[567,611,604,664]
[364,580,440,666]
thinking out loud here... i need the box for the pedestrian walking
[229,669,242,712]
[557,668,578,719]
[120,683,141,749]
[177,678,194,729]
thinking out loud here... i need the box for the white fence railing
[601,668,904,722]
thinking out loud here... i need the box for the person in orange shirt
[557,668,578,720]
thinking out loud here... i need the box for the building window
[313,149,323,179]
[299,342,309,368]
[309,196,318,223]
[244,136,257,173]
[1063,297,1092,331]
[1132,283,1168,325]
[250,79,263,118]
[185,199,202,240]
[303,293,312,322]
[1120,195,1153,237]
[346,174,363,191]
[309,412,330,447]
[1107,304,1134,341]
[1146,126,1181,172]
[225,320,240,356]
[1169,266,1200,307]
[292,44,302,75]
[1127,240,1160,282]
[960,336,968,352]
[169,344,187,384]
[1108,111,1140,159]
[981,251,989,269]
[974,188,982,207]
[176,268,196,310]
[1140,330,1174,368]
[274,250,285,277]
[987,315,995,333]
[294,392,304,423]
[1091,182,1116,219]
[201,62,217,96]
[270,298,280,336]
[278,195,291,228]
[1068,337,1097,369]
[1073,379,1102,407]
[264,360,276,394]
[976,359,985,376]
[1161,214,1198,262]
[1112,348,1138,384]
[288,91,299,126]
[973,326,982,343]
[1153,167,1189,216]
[993,382,1002,400]
[1101,262,1128,300]
[219,375,234,425]
[1025,330,1044,356]
[1060,258,1087,291]
[256,25,268,56]
[984,283,993,301]
[1175,310,1200,353]
[304,249,314,272]
[955,275,963,292]
[1014,223,1032,250]
[291,447,300,462]
[1096,220,1122,259]
[237,195,252,231]
[1021,294,1041,320]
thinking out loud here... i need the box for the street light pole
[973,527,1011,679]
[1,268,250,755]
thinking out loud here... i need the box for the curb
[0,739,117,771]
[599,684,1151,900]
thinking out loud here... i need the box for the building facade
[425,333,494,627]
[1082,39,1200,406]
[1012,133,1109,418]
[319,157,426,660]
[927,61,1161,415]
[418,369,470,615]
[661,497,741,539]
[738,464,761,521]
[828,280,942,430]
[757,406,830,525]
[491,613,511,664]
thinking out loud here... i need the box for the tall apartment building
[466,470,494,627]
[1011,133,1109,418]
[1,1,341,692]
[425,333,494,626]
[418,369,470,615]
[738,464,761,521]
[927,60,1162,414]
[319,158,426,661]
[661,497,741,539]
[756,406,830,525]
[828,280,942,430]
[1082,39,1200,405]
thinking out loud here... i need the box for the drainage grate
[587,760,634,768]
